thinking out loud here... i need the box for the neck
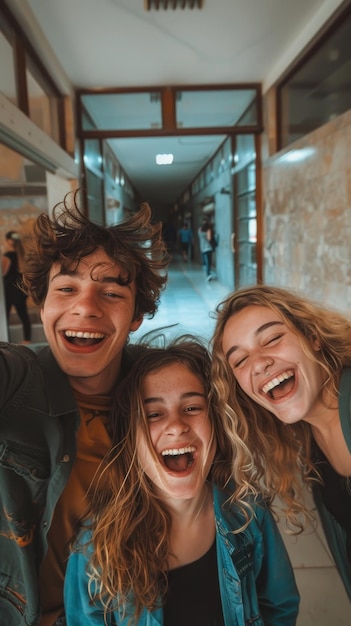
[303,378,339,429]
[166,483,212,527]
[166,484,215,570]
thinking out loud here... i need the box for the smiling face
[137,362,216,501]
[221,305,326,425]
[40,248,142,394]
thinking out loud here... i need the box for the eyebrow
[143,391,206,404]
[225,320,284,360]
[50,270,131,289]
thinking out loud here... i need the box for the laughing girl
[64,338,299,625]
[211,285,351,601]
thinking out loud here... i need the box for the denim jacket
[64,484,300,626]
[0,341,140,626]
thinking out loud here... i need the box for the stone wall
[262,103,351,313]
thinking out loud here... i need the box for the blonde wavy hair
[211,284,351,531]
[82,337,254,622]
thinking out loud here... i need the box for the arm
[255,504,300,626]
[64,546,112,626]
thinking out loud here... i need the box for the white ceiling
[8,0,346,208]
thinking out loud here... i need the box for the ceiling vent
[144,0,203,9]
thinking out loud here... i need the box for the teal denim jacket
[64,484,300,626]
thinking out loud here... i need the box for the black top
[164,539,225,626]
[313,442,351,563]
[3,251,21,291]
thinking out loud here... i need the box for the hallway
[134,257,350,624]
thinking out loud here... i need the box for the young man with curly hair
[0,191,169,626]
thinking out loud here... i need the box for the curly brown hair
[21,190,170,320]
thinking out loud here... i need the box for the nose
[71,291,103,318]
[252,355,274,377]
[165,413,190,436]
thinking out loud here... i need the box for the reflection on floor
[134,259,351,624]
[132,259,229,344]
[9,257,351,620]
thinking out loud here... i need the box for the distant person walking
[1,230,31,343]
[178,221,194,261]
[198,218,213,281]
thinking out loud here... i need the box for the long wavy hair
[21,189,170,320]
[84,338,251,621]
[211,284,351,531]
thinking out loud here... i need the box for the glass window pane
[26,67,60,143]
[176,88,258,128]
[279,12,351,148]
[81,92,163,131]
[83,139,103,173]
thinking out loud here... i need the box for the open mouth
[64,330,105,347]
[161,446,195,472]
[262,370,295,400]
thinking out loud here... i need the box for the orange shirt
[38,391,112,626]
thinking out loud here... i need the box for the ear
[312,336,321,351]
[130,315,143,332]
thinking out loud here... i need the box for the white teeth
[161,446,196,457]
[65,330,104,339]
[262,370,294,395]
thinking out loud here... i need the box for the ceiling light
[144,0,203,10]
[156,153,174,165]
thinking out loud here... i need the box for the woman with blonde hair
[211,284,351,600]
[64,337,299,625]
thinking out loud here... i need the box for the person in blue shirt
[211,284,351,602]
[178,221,194,261]
[64,337,299,626]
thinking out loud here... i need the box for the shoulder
[74,525,93,551]
[0,341,38,368]
[0,343,41,404]
[213,483,269,528]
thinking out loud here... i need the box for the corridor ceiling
[9,0,346,207]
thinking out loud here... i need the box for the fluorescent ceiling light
[156,153,174,165]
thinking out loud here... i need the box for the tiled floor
[134,257,351,623]
[132,258,230,344]
[10,256,350,621]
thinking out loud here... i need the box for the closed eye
[264,332,284,345]
[232,355,248,369]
